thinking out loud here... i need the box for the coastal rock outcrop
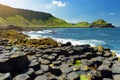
[0,30,119,80]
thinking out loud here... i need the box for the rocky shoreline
[0,30,120,80]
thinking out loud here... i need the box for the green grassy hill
[0,4,69,27]
[90,19,115,28]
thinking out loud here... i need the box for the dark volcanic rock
[102,60,112,67]
[41,59,51,65]
[0,52,30,73]
[60,64,73,74]
[103,78,113,80]
[103,52,112,57]
[62,42,72,46]
[49,65,62,76]
[35,70,44,76]
[13,74,30,80]
[112,62,120,74]
[26,68,35,79]
[52,61,61,66]
[0,39,8,46]
[0,36,120,80]
[108,56,118,61]
[0,73,12,80]
[29,61,40,71]
[67,72,79,80]
[41,65,49,72]
[90,57,103,68]
[34,75,48,80]
[98,64,112,78]
[113,74,120,80]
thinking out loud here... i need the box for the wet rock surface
[0,38,120,80]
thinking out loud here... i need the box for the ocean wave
[23,31,106,46]
[100,33,110,37]
[111,50,120,57]
[28,34,42,39]
[51,37,106,46]
[23,30,55,34]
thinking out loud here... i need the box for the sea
[23,28,120,56]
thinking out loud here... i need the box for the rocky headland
[0,29,120,80]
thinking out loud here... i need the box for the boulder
[41,59,51,65]
[26,68,35,79]
[84,52,95,59]
[52,61,61,66]
[35,70,44,76]
[13,74,30,80]
[41,65,49,72]
[113,74,120,80]
[29,61,40,71]
[52,48,62,53]
[34,75,48,80]
[67,50,75,55]
[47,73,58,80]
[0,39,9,46]
[90,57,104,68]
[108,56,118,61]
[59,74,67,80]
[49,64,62,76]
[103,53,112,57]
[103,78,113,80]
[60,64,73,74]
[80,65,89,71]
[67,72,79,80]
[80,59,91,66]
[98,65,112,78]
[81,47,94,53]
[46,55,56,61]
[62,42,72,46]
[0,52,30,73]
[102,60,112,67]
[96,52,103,56]
[0,73,12,80]
[112,62,120,74]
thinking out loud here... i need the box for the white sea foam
[111,50,120,57]
[37,30,54,34]
[52,37,106,46]
[23,31,106,46]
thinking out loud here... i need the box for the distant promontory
[75,19,115,28]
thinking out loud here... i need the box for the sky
[0,0,120,26]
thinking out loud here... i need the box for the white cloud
[46,0,66,9]
[109,13,115,15]
[52,0,66,7]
